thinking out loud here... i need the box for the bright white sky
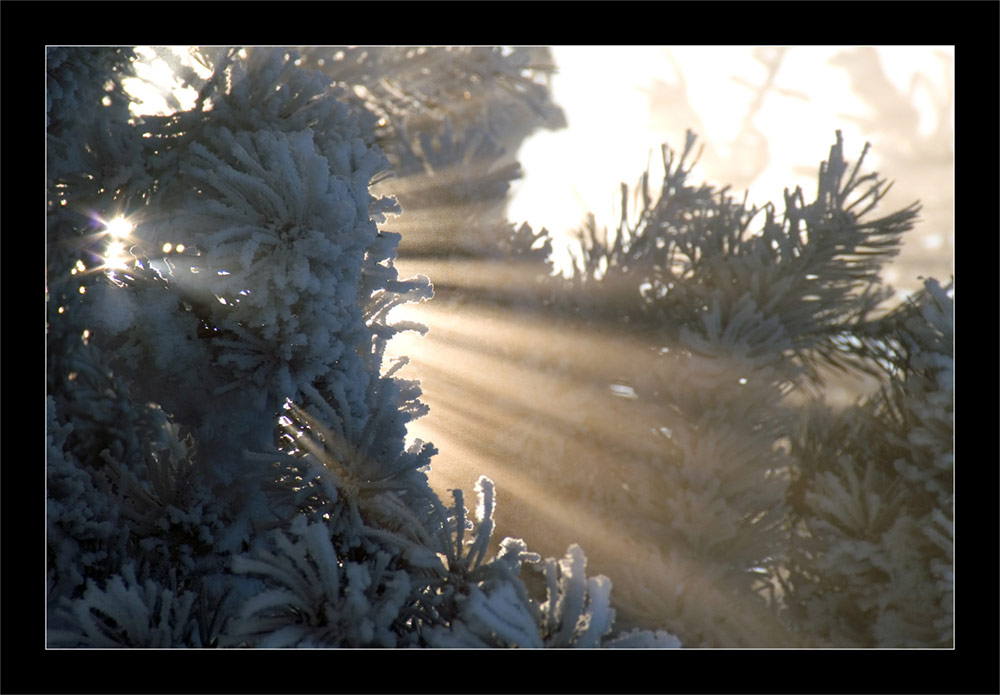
[122,46,954,299]
[508,46,954,288]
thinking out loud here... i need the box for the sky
[401,46,955,515]
[507,46,954,299]
[120,45,954,303]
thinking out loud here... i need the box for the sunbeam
[385,251,808,644]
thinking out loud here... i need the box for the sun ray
[382,242,809,640]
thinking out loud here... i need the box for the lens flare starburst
[98,216,135,272]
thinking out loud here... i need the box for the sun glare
[103,240,130,269]
[89,216,137,272]
[104,216,133,240]
[122,47,202,117]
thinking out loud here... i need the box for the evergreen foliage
[46,46,672,648]
[46,46,952,648]
[530,132,952,647]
